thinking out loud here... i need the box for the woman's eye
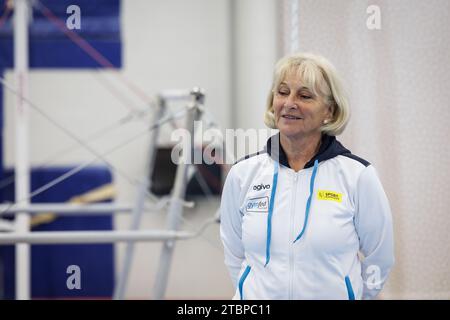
[301,95,312,99]
[278,91,289,95]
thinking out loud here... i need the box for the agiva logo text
[253,184,271,191]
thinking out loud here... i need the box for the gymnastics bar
[0,230,194,245]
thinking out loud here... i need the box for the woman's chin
[278,126,304,138]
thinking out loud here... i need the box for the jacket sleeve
[354,165,395,300]
[219,166,245,289]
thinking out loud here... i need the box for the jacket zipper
[289,172,299,299]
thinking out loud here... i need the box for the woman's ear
[326,102,335,121]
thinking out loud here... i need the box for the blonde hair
[264,52,350,136]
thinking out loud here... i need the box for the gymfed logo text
[246,196,269,212]
[253,184,271,191]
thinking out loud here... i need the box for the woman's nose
[284,94,298,109]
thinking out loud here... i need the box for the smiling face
[273,70,334,139]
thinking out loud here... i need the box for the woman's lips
[282,115,302,120]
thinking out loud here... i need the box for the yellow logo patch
[317,190,343,203]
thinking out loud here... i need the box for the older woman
[220,53,394,300]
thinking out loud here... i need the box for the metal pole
[114,102,165,300]
[152,89,204,299]
[14,0,30,300]
[0,230,194,245]
[0,220,15,232]
[158,90,193,101]
[0,203,167,215]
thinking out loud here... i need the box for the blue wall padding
[0,0,122,69]
[0,82,2,175]
[32,0,121,19]
[0,166,115,299]
[0,39,121,69]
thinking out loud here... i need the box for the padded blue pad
[0,166,115,299]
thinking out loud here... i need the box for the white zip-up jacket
[220,134,394,300]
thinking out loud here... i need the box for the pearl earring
[323,119,329,124]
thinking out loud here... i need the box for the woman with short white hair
[220,52,394,300]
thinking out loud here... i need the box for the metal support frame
[0,86,208,300]
[152,89,205,300]
[113,99,166,299]
[1,0,220,301]
[14,0,31,300]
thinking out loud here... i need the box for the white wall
[232,0,279,155]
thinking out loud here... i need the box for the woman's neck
[280,133,322,171]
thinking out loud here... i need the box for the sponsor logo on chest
[246,196,269,212]
[317,190,343,203]
[253,183,271,191]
